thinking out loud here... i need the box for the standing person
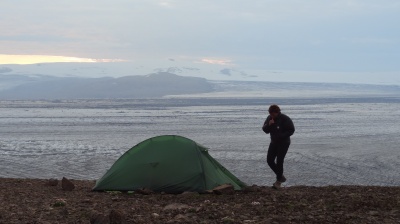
[262,104,295,189]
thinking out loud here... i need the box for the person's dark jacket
[262,113,295,143]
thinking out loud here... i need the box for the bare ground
[0,178,399,223]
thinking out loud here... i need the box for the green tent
[93,135,246,193]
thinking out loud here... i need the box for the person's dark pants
[267,141,290,181]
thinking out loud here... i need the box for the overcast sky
[1,0,399,84]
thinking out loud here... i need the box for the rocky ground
[0,178,399,224]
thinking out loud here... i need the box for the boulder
[61,177,75,191]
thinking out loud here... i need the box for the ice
[0,98,399,186]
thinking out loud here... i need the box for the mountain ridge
[0,72,399,99]
[0,72,214,99]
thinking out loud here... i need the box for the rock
[221,216,235,223]
[90,210,125,224]
[45,178,59,186]
[179,191,200,197]
[61,177,75,191]
[112,197,122,202]
[59,207,69,218]
[212,184,235,195]
[81,199,92,204]
[242,185,260,193]
[174,214,190,222]
[90,212,109,224]
[135,188,153,195]
[368,211,379,216]
[166,214,191,223]
[163,203,190,211]
[109,209,125,224]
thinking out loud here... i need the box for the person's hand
[269,118,275,125]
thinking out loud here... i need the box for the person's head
[268,104,281,119]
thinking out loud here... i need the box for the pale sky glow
[0,54,123,64]
[200,59,233,66]
[0,0,399,84]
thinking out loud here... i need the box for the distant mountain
[0,72,214,99]
[0,74,58,91]
[1,72,399,100]
[203,80,400,98]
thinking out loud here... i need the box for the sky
[1,0,400,84]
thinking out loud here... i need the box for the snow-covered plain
[1,97,399,186]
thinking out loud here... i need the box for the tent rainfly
[93,135,246,193]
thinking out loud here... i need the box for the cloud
[92,59,127,63]
[200,58,233,66]
[0,0,399,75]
[0,54,125,65]
[220,69,231,76]
[158,1,174,8]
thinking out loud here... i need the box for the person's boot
[272,181,282,189]
[278,175,286,183]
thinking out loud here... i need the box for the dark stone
[61,177,75,191]
[135,188,153,195]
[45,178,59,186]
[242,184,260,193]
[109,209,125,224]
[90,213,109,224]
